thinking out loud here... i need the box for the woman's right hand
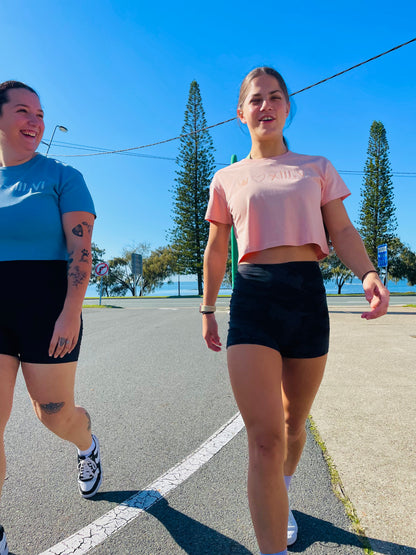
[202,313,222,352]
[49,308,81,358]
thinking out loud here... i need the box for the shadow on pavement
[71,490,416,555]
[87,489,140,503]
[147,497,253,554]
[290,511,416,554]
[83,489,253,554]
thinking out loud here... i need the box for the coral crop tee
[205,151,351,262]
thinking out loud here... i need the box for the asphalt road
[1,299,394,554]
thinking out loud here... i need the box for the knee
[285,418,307,445]
[248,429,285,465]
[33,400,69,429]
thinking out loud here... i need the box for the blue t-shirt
[0,154,96,261]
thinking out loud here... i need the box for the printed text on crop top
[205,151,351,262]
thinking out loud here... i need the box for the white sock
[77,437,94,457]
[284,474,292,491]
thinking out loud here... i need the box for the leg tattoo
[84,410,92,432]
[40,402,65,414]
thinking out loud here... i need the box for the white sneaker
[287,509,298,546]
[77,434,102,498]
[0,525,8,555]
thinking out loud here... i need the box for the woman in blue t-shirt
[0,81,102,555]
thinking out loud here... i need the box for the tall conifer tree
[170,81,215,295]
[358,121,397,266]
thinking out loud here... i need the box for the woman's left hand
[48,309,81,358]
[361,273,390,320]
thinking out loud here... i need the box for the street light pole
[45,125,68,156]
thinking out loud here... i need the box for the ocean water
[86,276,416,298]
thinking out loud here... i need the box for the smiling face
[0,87,45,166]
[237,73,290,147]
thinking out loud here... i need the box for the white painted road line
[39,412,245,555]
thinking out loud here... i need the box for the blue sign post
[131,253,143,296]
[377,244,388,286]
[377,244,388,268]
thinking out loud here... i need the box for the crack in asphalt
[38,413,244,555]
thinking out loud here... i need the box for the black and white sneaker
[0,525,8,555]
[77,434,102,498]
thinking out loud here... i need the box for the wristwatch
[199,304,216,314]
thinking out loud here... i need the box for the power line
[290,37,416,96]
[42,139,416,175]
[338,171,416,178]
[52,117,236,158]
[42,139,178,161]
[42,139,230,166]
[51,37,415,159]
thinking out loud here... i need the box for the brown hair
[238,67,290,110]
[238,67,294,148]
[0,81,39,116]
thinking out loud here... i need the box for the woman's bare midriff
[241,244,318,264]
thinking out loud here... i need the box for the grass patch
[308,416,373,554]
[404,304,416,308]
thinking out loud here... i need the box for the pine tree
[170,81,215,295]
[358,121,397,266]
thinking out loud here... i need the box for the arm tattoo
[69,265,88,287]
[67,250,74,267]
[79,249,90,263]
[72,224,83,237]
[82,221,93,235]
[40,402,65,414]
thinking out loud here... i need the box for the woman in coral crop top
[202,67,389,555]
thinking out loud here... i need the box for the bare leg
[22,361,92,451]
[281,356,327,476]
[228,344,287,554]
[0,355,20,500]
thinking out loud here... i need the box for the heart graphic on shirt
[254,174,266,183]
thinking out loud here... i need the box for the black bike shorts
[227,262,329,358]
[0,260,82,364]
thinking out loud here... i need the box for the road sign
[377,244,388,268]
[95,262,109,276]
[131,253,143,275]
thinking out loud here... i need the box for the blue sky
[2,0,415,259]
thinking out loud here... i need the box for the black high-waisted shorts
[0,260,82,364]
[227,262,329,358]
